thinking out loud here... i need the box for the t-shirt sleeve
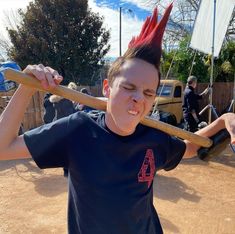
[163,136,186,171]
[23,117,69,169]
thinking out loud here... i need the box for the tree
[7,0,110,85]
[162,36,235,84]
[0,9,22,60]
[208,41,235,82]
[162,36,208,83]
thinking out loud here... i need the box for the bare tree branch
[0,9,22,60]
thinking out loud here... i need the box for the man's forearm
[0,85,35,150]
[200,87,210,96]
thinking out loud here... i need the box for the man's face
[104,58,159,136]
[192,80,197,88]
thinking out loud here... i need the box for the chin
[109,112,141,135]
[116,121,138,135]
[118,128,135,136]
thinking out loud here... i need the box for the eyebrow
[123,81,156,94]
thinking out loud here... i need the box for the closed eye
[144,91,155,98]
[145,93,153,97]
[121,83,156,97]
[122,85,135,91]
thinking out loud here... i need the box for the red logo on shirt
[138,149,155,188]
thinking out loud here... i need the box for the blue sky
[0,0,171,59]
[96,0,150,20]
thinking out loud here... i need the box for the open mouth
[128,110,139,116]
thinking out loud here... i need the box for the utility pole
[119,7,122,56]
[119,7,133,57]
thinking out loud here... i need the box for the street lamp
[119,7,133,56]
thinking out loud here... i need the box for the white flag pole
[208,0,217,123]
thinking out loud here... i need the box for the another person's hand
[23,64,63,90]
[201,86,210,96]
[198,121,208,129]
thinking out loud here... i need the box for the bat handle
[2,68,107,111]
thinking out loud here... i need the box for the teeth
[128,110,138,115]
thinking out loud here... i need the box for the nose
[132,91,144,103]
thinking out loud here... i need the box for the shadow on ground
[153,174,201,203]
[0,158,42,173]
[158,216,180,234]
[0,158,67,197]
[33,175,67,197]
[181,144,235,169]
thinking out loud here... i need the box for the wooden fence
[0,90,45,131]
[0,86,103,132]
[196,83,234,121]
[0,83,234,132]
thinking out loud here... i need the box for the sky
[0,0,170,58]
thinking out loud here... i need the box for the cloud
[89,0,143,58]
[1,0,30,9]
[0,0,30,37]
[121,0,171,11]
[121,0,159,11]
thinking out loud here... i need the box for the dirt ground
[0,145,234,234]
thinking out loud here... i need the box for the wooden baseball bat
[3,68,212,148]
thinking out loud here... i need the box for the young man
[0,4,234,234]
[182,75,210,132]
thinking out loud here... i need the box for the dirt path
[0,146,234,234]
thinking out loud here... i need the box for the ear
[102,79,110,97]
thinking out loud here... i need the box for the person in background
[182,75,210,132]
[43,93,55,124]
[80,87,89,95]
[50,82,77,121]
[75,87,95,113]
[49,82,77,177]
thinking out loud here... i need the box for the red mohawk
[129,3,173,48]
[108,3,173,85]
[124,3,173,69]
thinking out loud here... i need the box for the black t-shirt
[53,98,75,120]
[24,112,186,234]
[43,93,55,124]
[182,86,202,116]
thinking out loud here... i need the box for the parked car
[151,79,184,127]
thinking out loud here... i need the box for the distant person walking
[182,76,210,132]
